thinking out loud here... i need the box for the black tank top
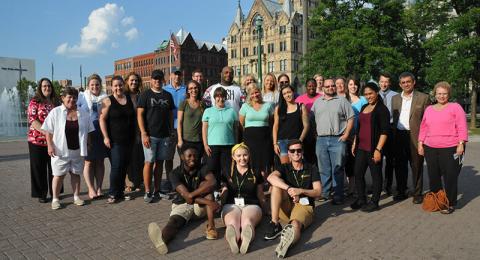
[278,103,303,140]
[65,120,80,150]
[108,95,135,144]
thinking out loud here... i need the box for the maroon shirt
[358,112,372,151]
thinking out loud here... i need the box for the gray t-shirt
[311,95,354,136]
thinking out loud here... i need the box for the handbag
[422,189,449,212]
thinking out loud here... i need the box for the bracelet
[286,186,291,192]
[375,148,382,152]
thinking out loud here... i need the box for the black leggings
[354,149,383,203]
[206,145,233,185]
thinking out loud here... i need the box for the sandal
[106,196,116,204]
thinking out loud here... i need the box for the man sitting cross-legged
[264,139,322,258]
[147,145,220,255]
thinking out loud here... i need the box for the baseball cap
[151,70,164,80]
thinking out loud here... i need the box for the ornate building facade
[227,0,317,88]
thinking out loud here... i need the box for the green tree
[304,0,411,83]
[424,3,480,128]
[16,78,37,118]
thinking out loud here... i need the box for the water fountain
[0,87,27,137]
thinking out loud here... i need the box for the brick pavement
[1,139,480,259]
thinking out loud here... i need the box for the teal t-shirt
[239,102,274,128]
[202,106,238,145]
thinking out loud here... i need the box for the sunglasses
[279,81,289,85]
[288,148,303,154]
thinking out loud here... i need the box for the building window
[280,59,287,71]
[231,35,237,43]
[243,64,249,75]
[267,43,275,53]
[242,47,249,57]
[293,26,299,35]
[293,40,299,52]
[280,41,287,52]
[268,61,274,72]
[253,46,257,55]
[231,49,237,58]
[293,59,299,72]
[279,25,286,35]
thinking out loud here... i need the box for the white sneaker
[148,222,168,255]
[74,198,85,206]
[51,200,61,210]
[275,224,295,258]
[225,225,239,254]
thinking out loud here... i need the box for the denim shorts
[143,136,175,162]
[277,139,289,156]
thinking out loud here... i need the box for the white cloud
[56,3,138,57]
[111,42,119,48]
[125,28,139,41]
[121,16,135,26]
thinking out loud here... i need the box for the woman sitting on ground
[221,143,265,255]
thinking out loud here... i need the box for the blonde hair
[246,83,264,106]
[230,143,254,181]
[433,81,451,98]
[242,74,257,88]
[87,73,102,86]
[262,73,278,94]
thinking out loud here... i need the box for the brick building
[108,29,227,93]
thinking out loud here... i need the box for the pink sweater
[418,103,468,148]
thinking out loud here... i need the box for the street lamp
[255,15,263,87]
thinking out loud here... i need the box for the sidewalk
[1,140,480,259]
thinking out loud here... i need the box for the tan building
[227,0,317,89]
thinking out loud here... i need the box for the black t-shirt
[222,167,264,205]
[137,89,175,138]
[278,162,320,206]
[170,164,210,205]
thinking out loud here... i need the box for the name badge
[234,197,245,207]
[299,197,309,206]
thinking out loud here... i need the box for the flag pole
[169,30,172,85]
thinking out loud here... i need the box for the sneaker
[361,201,380,212]
[205,224,218,240]
[240,224,253,254]
[51,200,61,210]
[144,192,153,203]
[264,221,282,240]
[148,222,168,255]
[74,198,85,206]
[275,224,295,258]
[225,225,239,254]
[158,192,171,200]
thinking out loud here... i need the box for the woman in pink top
[418,81,468,214]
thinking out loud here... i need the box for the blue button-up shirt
[379,89,398,123]
[163,84,186,128]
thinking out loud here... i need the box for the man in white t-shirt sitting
[207,66,243,113]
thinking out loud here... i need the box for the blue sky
[1,0,255,85]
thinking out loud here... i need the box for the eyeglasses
[324,85,335,88]
[279,81,289,85]
[288,148,303,154]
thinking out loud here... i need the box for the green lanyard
[235,170,250,197]
[184,171,198,189]
[292,169,304,187]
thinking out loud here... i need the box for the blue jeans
[316,136,346,201]
[109,143,131,198]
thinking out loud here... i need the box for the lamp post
[255,15,263,87]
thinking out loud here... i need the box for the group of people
[27,65,468,258]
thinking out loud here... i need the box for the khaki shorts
[278,198,314,228]
[51,149,84,176]
[170,203,206,222]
